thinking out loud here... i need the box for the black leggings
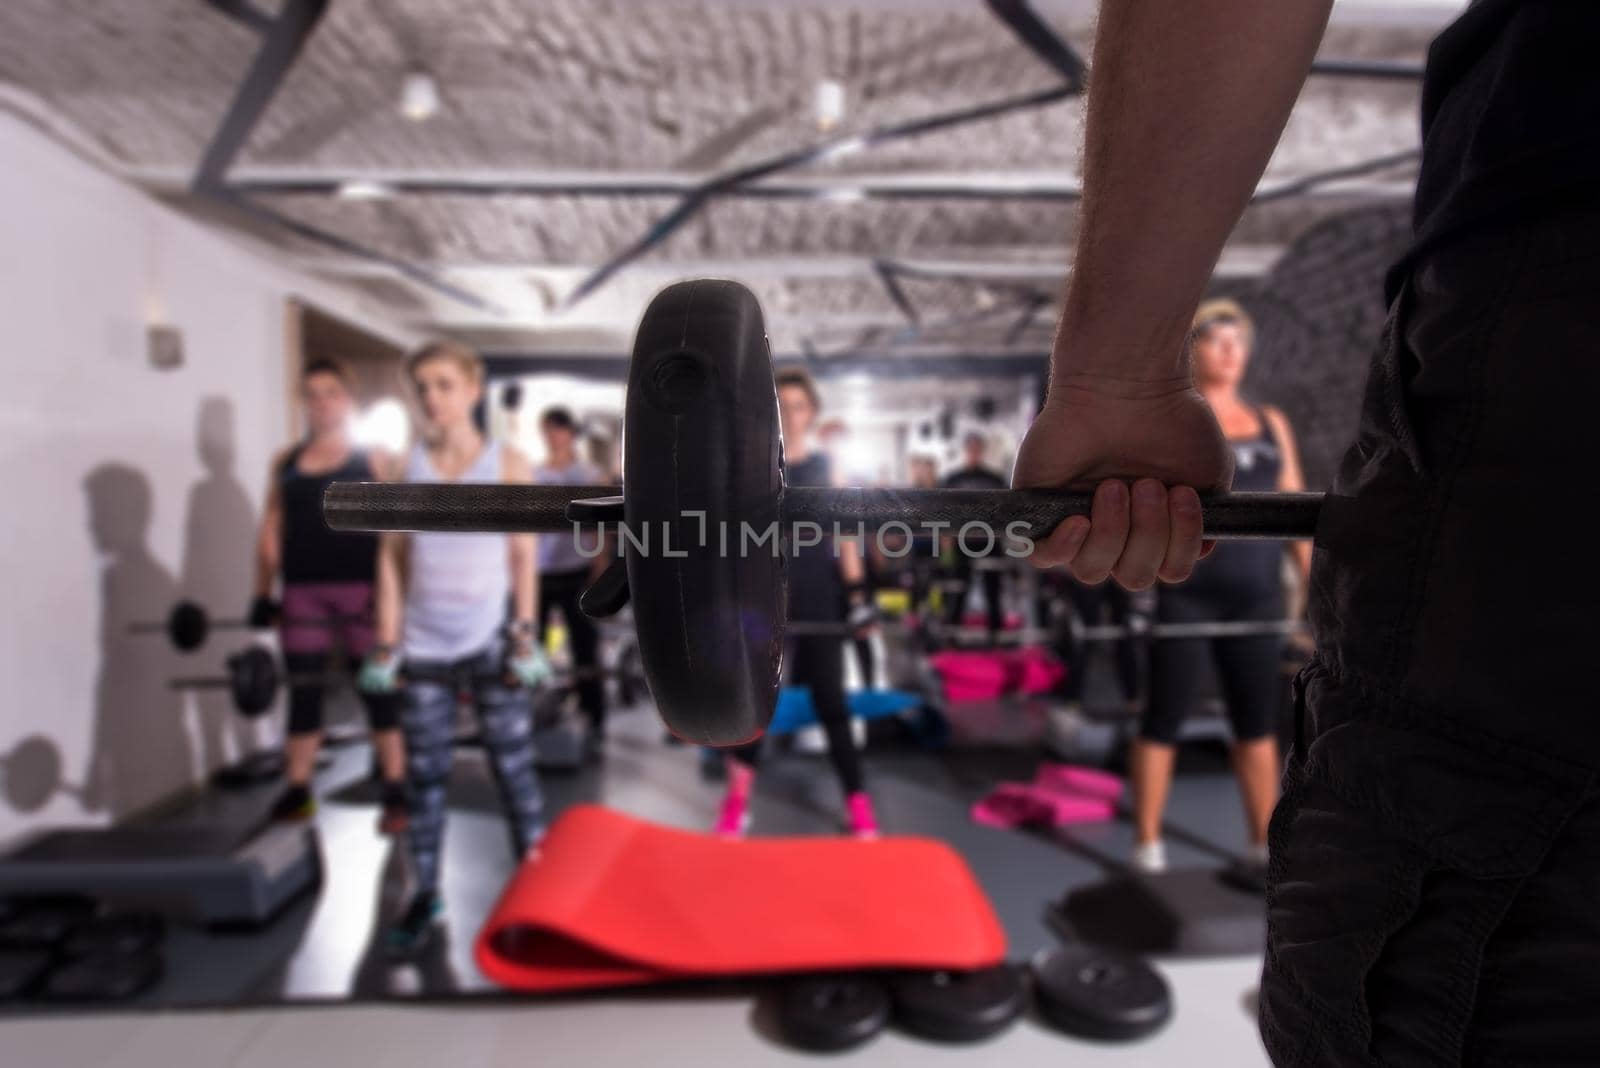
[730,635,863,795]
[284,651,400,735]
[1056,579,1144,703]
[538,567,605,728]
[1141,587,1285,746]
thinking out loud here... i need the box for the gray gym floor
[1,695,1273,1064]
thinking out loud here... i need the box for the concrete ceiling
[0,0,1455,357]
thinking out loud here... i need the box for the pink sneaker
[714,759,755,838]
[845,792,880,840]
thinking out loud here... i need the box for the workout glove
[248,595,280,629]
[847,598,880,635]
[508,645,554,690]
[358,653,401,694]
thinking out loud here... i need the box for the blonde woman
[364,341,552,954]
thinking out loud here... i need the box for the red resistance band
[476,805,1008,992]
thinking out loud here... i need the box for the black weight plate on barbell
[62,912,166,959]
[624,280,785,747]
[168,600,209,651]
[227,646,281,718]
[1031,944,1172,1041]
[40,947,164,1002]
[889,964,1025,1043]
[777,973,891,1053]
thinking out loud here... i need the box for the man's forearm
[1054,0,1332,385]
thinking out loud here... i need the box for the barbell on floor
[324,279,1320,747]
[787,617,1306,646]
[169,646,649,720]
[1072,618,1307,643]
[128,599,360,653]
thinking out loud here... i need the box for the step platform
[0,822,320,926]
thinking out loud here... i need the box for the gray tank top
[402,440,509,662]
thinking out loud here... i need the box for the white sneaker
[1131,840,1168,874]
[1043,704,1086,757]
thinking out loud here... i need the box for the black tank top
[279,445,379,585]
[1183,408,1284,597]
[786,452,844,622]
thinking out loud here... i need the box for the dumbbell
[128,599,359,653]
[324,280,1321,747]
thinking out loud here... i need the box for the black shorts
[1260,208,1600,1064]
[283,651,400,735]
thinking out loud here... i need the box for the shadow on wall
[181,396,263,771]
[83,463,192,819]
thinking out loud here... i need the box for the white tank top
[402,440,510,662]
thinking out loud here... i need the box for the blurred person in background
[252,357,406,831]
[533,406,609,755]
[1127,300,1310,873]
[940,431,1010,640]
[365,341,553,955]
[717,369,880,839]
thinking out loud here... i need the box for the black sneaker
[378,783,409,836]
[384,892,442,956]
[269,785,316,823]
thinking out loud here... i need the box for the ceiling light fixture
[399,68,441,122]
[814,79,846,132]
[335,179,396,201]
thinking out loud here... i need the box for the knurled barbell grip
[324,482,620,534]
[324,483,1323,541]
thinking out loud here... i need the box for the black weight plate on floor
[0,949,54,1001]
[62,912,166,959]
[1219,857,1269,895]
[889,964,1025,1042]
[624,279,785,747]
[1031,945,1172,1041]
[0,895,97,949]
[777,974,891,1052]
[40,948,164,1002]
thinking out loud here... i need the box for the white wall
[0,113,412,844]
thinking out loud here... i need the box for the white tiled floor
[0,955,1269,1067]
